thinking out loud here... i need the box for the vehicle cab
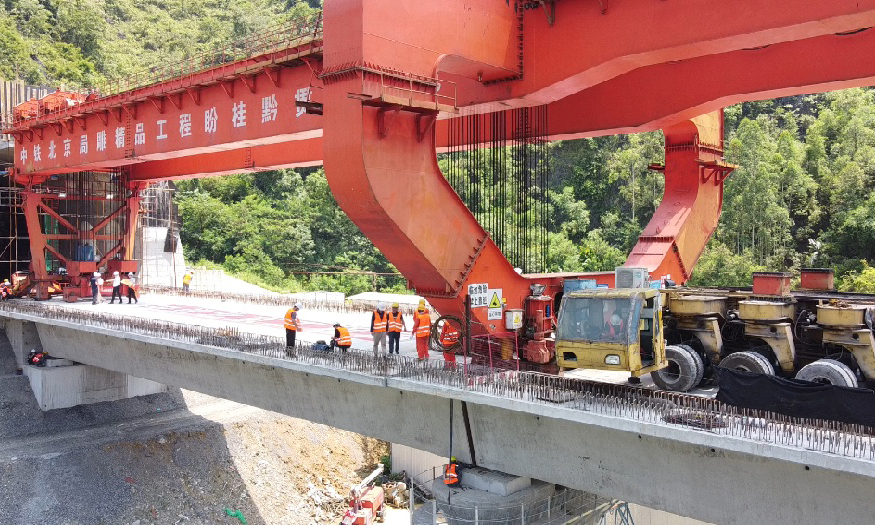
[555,288,666,378]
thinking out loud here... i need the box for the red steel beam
[12,63,322,181]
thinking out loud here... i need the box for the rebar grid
[3,300,875,461]
[139,284,437,317]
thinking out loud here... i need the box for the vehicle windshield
[556,295,641,344]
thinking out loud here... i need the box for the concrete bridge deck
[2,300,875,525]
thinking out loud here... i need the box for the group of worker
[282,299,461,362]
[90,271,138,305]
[368,301,432,358]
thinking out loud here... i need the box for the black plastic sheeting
[714,367,875,427]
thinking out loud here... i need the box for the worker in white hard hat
[370,302,389,356]
[605,312,625,341]
[109,271,123,305]
[284,302,302,355]
[90,271,103,305]
[386,302,406,355]
[0,279,9,301]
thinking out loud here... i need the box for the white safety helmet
[294,302,302,309]
[377,302,386,310]
[610,313,622,326]
[113,271,119,275]
[93,271,100,277]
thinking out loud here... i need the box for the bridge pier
[2,319,166,411]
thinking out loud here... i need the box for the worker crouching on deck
[0,279,9,301]
[412,299,431,360]
[332,323,352,353]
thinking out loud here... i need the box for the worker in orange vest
[443,456,460,485]
[412,299,431,360]
[332,323,352,353]
[284,302,302,354]
[386,302,407,355]
[440,321,460,367]
[371,302,389,356]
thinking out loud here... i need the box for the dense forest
[2,0,875,294]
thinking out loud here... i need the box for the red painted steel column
[321,0,530,325]
[624,111,731,282]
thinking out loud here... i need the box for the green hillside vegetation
[2,1,875,294]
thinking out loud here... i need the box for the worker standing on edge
[109,271,122,305]
[125,272,138,304]
[91,271,102,304]
[332,323,352,353]
[412,299,431,360]
[443,456,460,485]
[182,270,193,293]
[284,302,302,355]
[440,321,460,368]
[371,302,388,356]
[387,302,406,355]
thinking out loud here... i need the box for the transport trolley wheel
[651,345,702,392]
[718,351,775,376]
[795,359,858,388]
[675,344,705,387]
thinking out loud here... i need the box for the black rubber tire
[652,345,701,392]
[719,351,775,375]
[676,344,705,387]
[795,359,858,388]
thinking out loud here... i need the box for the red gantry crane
[7,1,875,364]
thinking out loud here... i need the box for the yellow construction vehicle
[555,287,671,384]
[555,268,875,393]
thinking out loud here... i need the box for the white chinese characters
[134,123,146,145]
[205,107,218,133]
[261,94,278,123]
[232,101,247,128]
[179,114,192,137]
[295,87,310,117]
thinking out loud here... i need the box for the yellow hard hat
[392,302,400,308]
[450,456,457,462]
[418,299,426,307]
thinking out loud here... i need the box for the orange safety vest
[414,311,431,338]
[335,326,352,346]
[440,323,460,348]
[387,311,404,332]
[284,309,298,331]
[372,310,388,332]
[443,463,459,485]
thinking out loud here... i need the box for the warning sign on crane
[486,288,503,320]
[468,283,489,308]
[488,290,502,309]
